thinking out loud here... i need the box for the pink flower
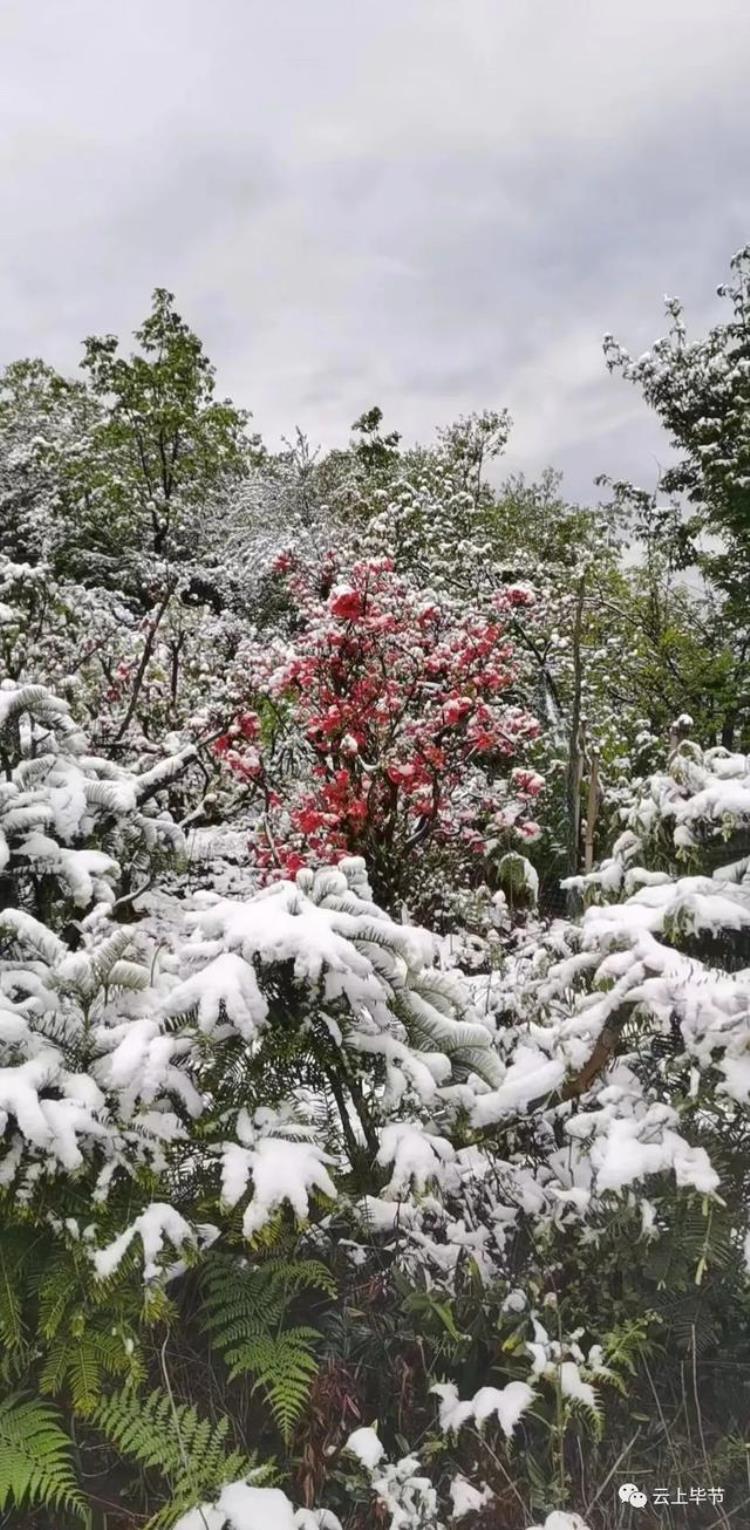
[517,820,541,840]
[330,585,363,621]
[511,768,545,798]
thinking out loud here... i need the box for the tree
[604,248,750,744]
[77,288,258,575]
[0,358,99,566]
[351,405,401,473]
[435,407,511,506]
[0,292,261,597]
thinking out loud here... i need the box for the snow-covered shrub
[0,552,249,774]
[0,676,191,919]
[0,669,629,1523]
[0,685,520,1524]
[441,742,750,1492]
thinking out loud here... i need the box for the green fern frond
[0,1395,89,1524]
[93,1386,262,1530]
[37,1249,75,1339]
[0,1240,24,1350]
[603,1312,660,1376]
[201,1255,335,1343]
[232,1327,321,1441]
[564,1390,604,1441]
[280,1257,337,1300]
[40,1325,143,1415]
[200,1254,332,1441]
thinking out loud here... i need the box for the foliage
[92,1387,265,1530]
[604,247,750,746]
[0,1396,88,1524]
[201,1254,335,1442]
[0,262,748,1530]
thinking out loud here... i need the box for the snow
[559,1362,598,1412]
[432,1379,535,1438]
[184,887,372,988]
[529,1516,591,1530]
[472,1047,566,1123]
[219,1143,254,1209]
[376,1121,455,1196]
[471,1380,536,1436]
[174,1484,297,1530]
[718,1054,750,1105]
[449,1478,492,1519]
[430,1383,475,1434]
[356,1195,417,1231]
[237,1135,338,1239]
[164,951,268,1038]
[0,1051,62,1150]
[584,1113,719,1197]
[218,1485,297,1530]
[93,1203,195,1281]
[371,1453,439,1528]
[345,1425,385,1469]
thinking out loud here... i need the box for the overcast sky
[1,0,749,501]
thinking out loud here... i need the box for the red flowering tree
[214,556,543,922]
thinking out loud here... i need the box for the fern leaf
[37,1251,75,1338]
[236,1328,321,1442]
[40,1327,139,1415]
[200,1254,330,1442]
[93,1386,260,1529]
[0,1395,89,1523]
[0,1243,23,1349]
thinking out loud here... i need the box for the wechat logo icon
[619,1483,648,1509]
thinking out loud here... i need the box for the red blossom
[512,767,545,798]
[217,556,542,910]
[329,585,363,621]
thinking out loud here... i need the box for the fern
[0,1395,89,1524]
[0,1235,26,1352]
[603,1312,660,1377]
[561,1385,604,1441]
[32,1243,144,1415]
[40,1324,140,1415]
[201,1254,334,1442]
[230,1326,321,1442]
[93,1385,264,1530]
[37,1248,76,1339]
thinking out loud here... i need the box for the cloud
[1,0,749,500]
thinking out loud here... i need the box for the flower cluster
[215,556,541,915]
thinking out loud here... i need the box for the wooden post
[584,748,600,873]
[565,574,587,883]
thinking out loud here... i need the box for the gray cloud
[1,0,749,501]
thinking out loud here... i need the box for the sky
[1,0,749,502]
